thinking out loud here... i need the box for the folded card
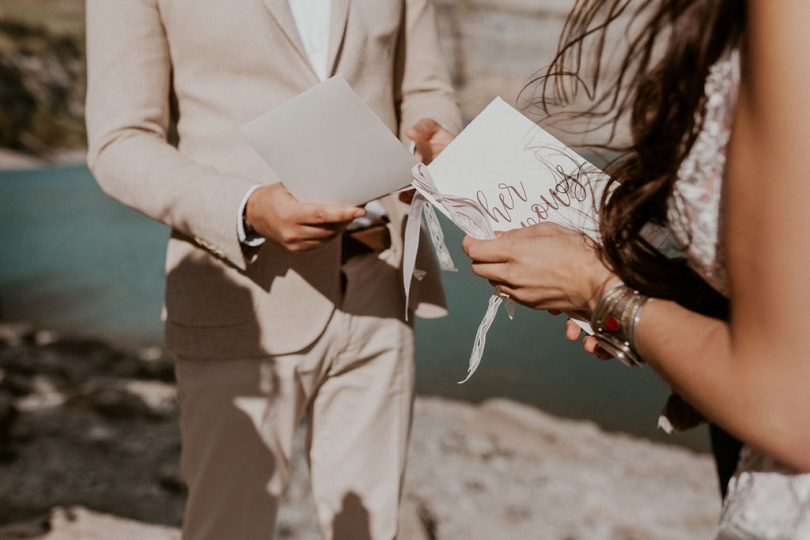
[241,75,418,204]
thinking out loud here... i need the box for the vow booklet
[404,98,615,381]
[420,97,605,240]
[241,75,418,204]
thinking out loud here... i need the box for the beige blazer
[85,0,462,359]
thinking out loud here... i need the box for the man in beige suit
[85,0,461,538]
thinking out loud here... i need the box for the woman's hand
[552,312,613,361]
[461,222,615,313]
[567,320,607,358]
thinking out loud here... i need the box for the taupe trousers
[175,252,415,539]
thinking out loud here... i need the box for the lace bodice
[666,50,738,296]
[665,50,810,539]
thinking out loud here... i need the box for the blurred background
[0,1,721,538]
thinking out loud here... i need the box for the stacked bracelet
[590,283,649,367]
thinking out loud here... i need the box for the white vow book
[419,98,604,238]
[241,75,418,204]
[404,98,613,381]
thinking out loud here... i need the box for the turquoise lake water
[0,165,708,451]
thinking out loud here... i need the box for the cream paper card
[421,97,605,239]
[404,98,618,381]
[241,75,418,204]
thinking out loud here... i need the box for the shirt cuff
[237,184,266,247]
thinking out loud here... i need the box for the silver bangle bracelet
[590,283,649,367]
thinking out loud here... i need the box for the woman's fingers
[565,320,614,361]
[488,280,517,298]
[565,319,583,341]
[583,335,600,354]
[594,346,614,361]
[583,337,613,361]
[462,236,513,263]
[471,261,512,283]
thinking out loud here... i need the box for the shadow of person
[166,238,411,538]
[166,254,287,537]
[331,492,372,540]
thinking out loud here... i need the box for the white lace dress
[666,50,810,539]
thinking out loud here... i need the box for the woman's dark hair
[532,0,746,316]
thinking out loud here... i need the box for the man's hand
[400,118,455,203]
[406,118,454,166]
[246,183,365,253]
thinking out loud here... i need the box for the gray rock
[0,20,85,153]
[401,398,720,540]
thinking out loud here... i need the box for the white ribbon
[403,195,426,320]
[403,164,515,382]
[423,203,457,273]
[459,293,505,384]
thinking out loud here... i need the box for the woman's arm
[463,2,810,471]
[643,0,810,471]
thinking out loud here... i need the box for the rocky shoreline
[0,323,721,539]
[0,17,85,156]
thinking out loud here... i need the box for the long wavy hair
[533,0,746,317]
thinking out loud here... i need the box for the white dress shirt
[238,0,387,246]
[288,0,331,81]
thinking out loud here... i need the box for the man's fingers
[299,203,365,225]
[406,118,439,141]
[277,224,341,246]
[407,118,452,165]
[415,144,435,165]
[298,223,346,238]
[286,239,325,253]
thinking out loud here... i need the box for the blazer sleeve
[395,0,464,138]
[85,0,259,270]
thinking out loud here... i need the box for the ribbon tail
[423,203,457,272]
[402,195,426,321]
[458,294,503,384]
[505,298,516,320]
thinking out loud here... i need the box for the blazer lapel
[260,0,318,79]
[326,0,350,77]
